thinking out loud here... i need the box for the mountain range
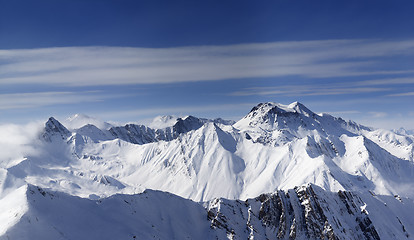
[1,102,413,239]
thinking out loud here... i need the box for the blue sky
[1,0,414,129]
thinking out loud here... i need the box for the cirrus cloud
[1,39,414,86]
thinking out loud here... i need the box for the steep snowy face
[74,124,112,143]
[234,102,369,144]
[104,122,245,201]
[2,101,414,203]
[30,111,414,201]
[2,184,413,240]
[0,185,215,240]
[235,102,315,129]
[241,102,369,133]
[363,129,414,162]
[2,101,414,239]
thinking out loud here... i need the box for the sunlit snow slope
[1,184,413,240]
[1,101,414,239]
[1,102,414,201]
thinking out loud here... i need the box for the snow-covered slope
[365,128,414,161]
[393,127,414,137]
[2,102,414,201]
[1,101,414,239]
[1,184,413,240]
[0,185,214,240]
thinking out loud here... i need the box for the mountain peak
[149,115,178,129]
[42,117,71,141]
[392,127,414,136]
[45,117,70,133]
[173,115,204,134]
[236,102,316,130]
[64,113,112,130]
[287,101,313,116]
[248,102,312,115]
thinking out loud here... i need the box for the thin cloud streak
[356,116,414,130]
[1,39,414,86]
[0,91,117,110]
[325,110,361,115]
[387,92,414,97]
[356,77,414,86]
[368,111,388,118]
[230,85,390,97]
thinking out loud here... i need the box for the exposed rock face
[42,117,72,142]
[108,115,205,144]
[109,124,160,144]
[207,185,382,240]
[1,180,413,239]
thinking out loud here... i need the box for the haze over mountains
[1,102,414,239]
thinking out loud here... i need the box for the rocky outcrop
[207,185,382,240]
[42,117,72,142]
[108,115,205,144]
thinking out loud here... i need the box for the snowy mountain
[393,127,414,137]
[64,113,113,130]
[149,115,179,129]
[1,101,414,239]
[1,184,413,239]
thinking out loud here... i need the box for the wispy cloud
[1,39,414,86]
[356,116,414,130]
[356,77,414,86]
[325,110,361,115]
[387,92,414,97]
[230,85,389,97]
[0,91,117,110]
[368,111,388,118]
[0,121,43,164]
